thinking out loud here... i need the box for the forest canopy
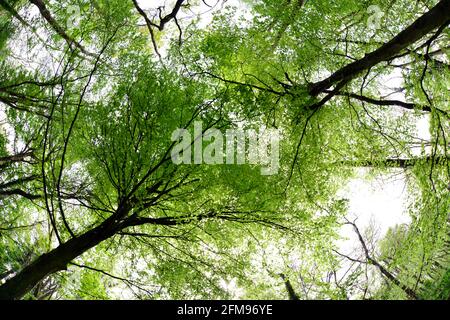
[0,0,449,300]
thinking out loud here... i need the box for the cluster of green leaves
[0,0,448,300]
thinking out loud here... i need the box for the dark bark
[369,256,418,300]
[131,0,185,57]
[0,0,30,27]
[349,221,418,300]
[0,208,223,299]
[280,273,300,300]
[330,91,432,112]
[132,0,185,31]
[0,150,34,167]
[340,156,448,168]
[28,0,94,57]
[0,188,40,200]
[157,0,184,31]
[308,0,450,96]
[0,211,128,300]
[0,175,39,190]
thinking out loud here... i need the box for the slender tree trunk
[280,273,300,300]
[349,222,419,300]
[367,257,418,300]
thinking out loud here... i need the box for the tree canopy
[0,0,448,300]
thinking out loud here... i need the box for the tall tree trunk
[280,273,300,300]
[0,213,126,300]
[308,0,450,96]
[349,221,419,300]
[367,257,418,300]
[0,200,212,299]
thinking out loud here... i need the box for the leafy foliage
[0,0,448,300]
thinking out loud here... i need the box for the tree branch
[329,91,432,112]
[347,220,419,300]
[307,0,450,96]
[29,0,95,57]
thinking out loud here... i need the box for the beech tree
[0,0,448,299]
